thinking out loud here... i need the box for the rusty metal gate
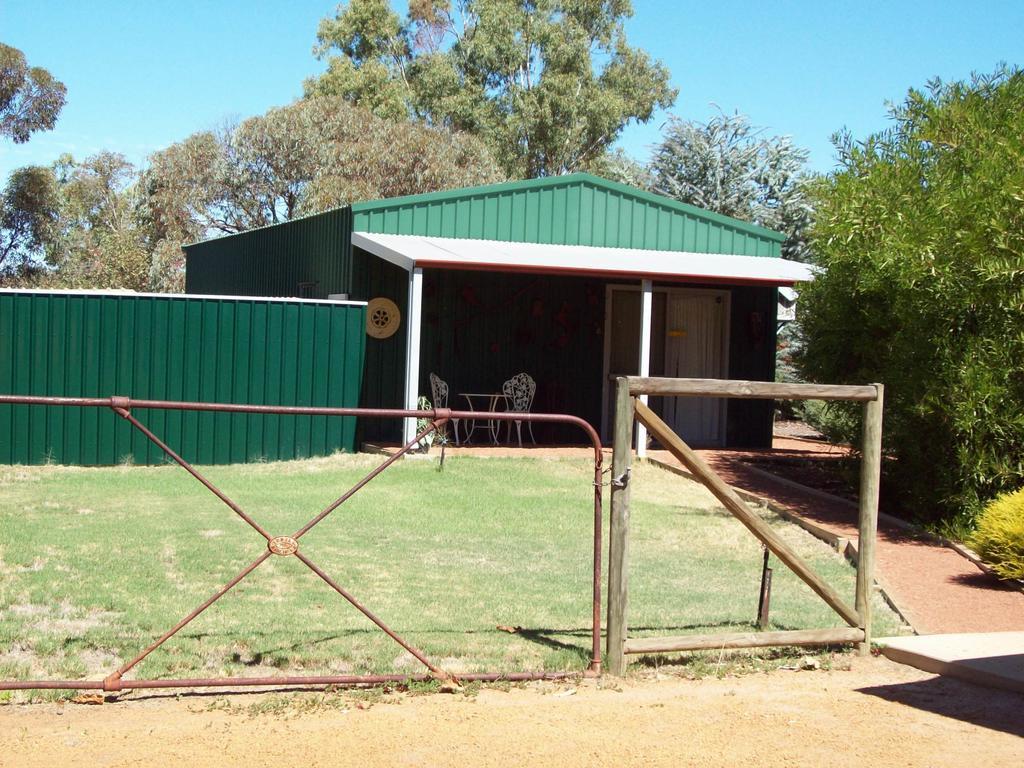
[0,395,604,691]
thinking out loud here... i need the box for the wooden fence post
[606,377,634,676]
[856,384,884,654]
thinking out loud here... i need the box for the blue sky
[2,0,1022,180]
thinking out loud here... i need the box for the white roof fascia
[351,232,816,286]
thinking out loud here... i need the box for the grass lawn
[0,454,903,695]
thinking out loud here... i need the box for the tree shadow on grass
[509,628,591,663]
[97,619,809,678]
[159,627,595,667]
[165,620,792,655]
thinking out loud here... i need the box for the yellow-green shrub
[969,489,1024,580]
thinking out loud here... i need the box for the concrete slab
[876,632,1024,695]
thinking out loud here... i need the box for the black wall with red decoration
[418,269,606,444]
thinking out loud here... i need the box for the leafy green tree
[145,96,503,241]
[307,0,676,177]
[0,43,67,143]
[45,153,169,291]
[1,153,179,291]
[648,111,813,262]
[798,67,1024,528]
[1,165,60,274]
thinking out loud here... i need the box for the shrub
[797,66,1024,526]
[969,489,1024,580]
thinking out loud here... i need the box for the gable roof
[351,173,785,258]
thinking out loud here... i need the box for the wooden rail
[626,377,879,402]
[605,376,884,676]
[624,627,866,655]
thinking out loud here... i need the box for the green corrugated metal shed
[344,174,786,446]
[0,290,366,465]
[351,173,784,255]
[183,174,793,449]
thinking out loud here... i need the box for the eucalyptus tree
[307,0,677,177]
[648,111,813,262]
[3,91,502,291]
[2,152,170,291]
[0,43,66,143]
[44,152,161,290]
[144,95,503,244]
[0,165,59,274]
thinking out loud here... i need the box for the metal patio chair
[429,372,459,445]
[502,372,536,447]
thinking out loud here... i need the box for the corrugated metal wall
[352,174,784,257]
[0,291,366,465]
[350,248,409,445]
[184,207,353,298]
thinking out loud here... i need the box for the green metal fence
[0,290,367,465]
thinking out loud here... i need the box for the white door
[661,293,726,446]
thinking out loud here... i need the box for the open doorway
[602,285,730,447]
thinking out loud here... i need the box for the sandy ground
[1,657,1021,768]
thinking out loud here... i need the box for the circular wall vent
[366,297,401,339]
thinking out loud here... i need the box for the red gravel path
[425,440,1024,634]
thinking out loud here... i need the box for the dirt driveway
[1,657,1020,767]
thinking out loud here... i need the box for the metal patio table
[458,392,510,445]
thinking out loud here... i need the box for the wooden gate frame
[606,376,884,676]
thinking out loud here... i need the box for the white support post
[636,279,653,457]
[403,267,424,444]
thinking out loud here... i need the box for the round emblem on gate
[366,297,401,339]
[268,536,299,556]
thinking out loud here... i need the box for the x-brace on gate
[0,395,605,691]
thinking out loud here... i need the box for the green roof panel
[351,173,784,257]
